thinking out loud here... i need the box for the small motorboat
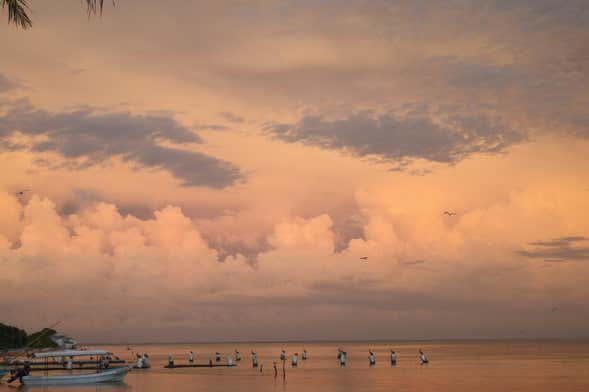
[22,366,130,386]
[20,350,131,386]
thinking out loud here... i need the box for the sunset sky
[1,0,588,343]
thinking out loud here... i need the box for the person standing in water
[215,352,221,362]
[188,351,194,364]
[273,361,278,378]
[135,353,144,368]
[368,350,376,365]
[251,350,258,368]
[282,358,286,382]
[235,350,241,361]
[339,350,347,367]
[419,349,429,364]
[280,350,286,360]
[168,355,174,368]
[227,355,233,366]
[302,349,308,360]
[292,353,298,367]
[390,350,397,365]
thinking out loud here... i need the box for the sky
[0,0,588,343]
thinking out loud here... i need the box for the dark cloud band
[265,109,525,168]
[0,98,241,188]
[517,236,589,262]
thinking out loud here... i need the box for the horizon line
[79,336,589,346]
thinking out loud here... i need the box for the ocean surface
[2,340,589,391]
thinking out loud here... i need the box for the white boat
[22,366,130,386]
[21,350,131,386]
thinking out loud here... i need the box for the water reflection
[2,341,588,392]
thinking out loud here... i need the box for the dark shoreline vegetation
[0,323,58,349]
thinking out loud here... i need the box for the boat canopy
[34,350,110,358]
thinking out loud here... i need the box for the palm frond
[1,0,32,29]
[86,0,115,16]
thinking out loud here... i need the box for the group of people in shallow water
[161,347,428,370]
[167,349,244,367]
[338,348,428,366]
[135,353,150,368]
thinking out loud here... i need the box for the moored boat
[21,350,131,386]
[22,366,130,386]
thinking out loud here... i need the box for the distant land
[0,323,58,349]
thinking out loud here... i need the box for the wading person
[390,350,397,365]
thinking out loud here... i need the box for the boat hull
[164,364,235,368]
[22,366,131,386]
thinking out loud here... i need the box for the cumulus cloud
[265,109,525,168]
[0,74,22,93]
[0,100,241,188]
[1,188,589,341]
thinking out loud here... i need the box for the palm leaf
[2,0,115,30]
[86,0,115,15]
[1,0,32,29]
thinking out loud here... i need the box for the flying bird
[15,189,30,196]
[360,256,368,261]
[443,211,456,216]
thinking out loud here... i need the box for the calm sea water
[2,340,589,391]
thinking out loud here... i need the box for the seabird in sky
[15,189,30,196]
[443,211,456,216]
[360,256,368,260]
